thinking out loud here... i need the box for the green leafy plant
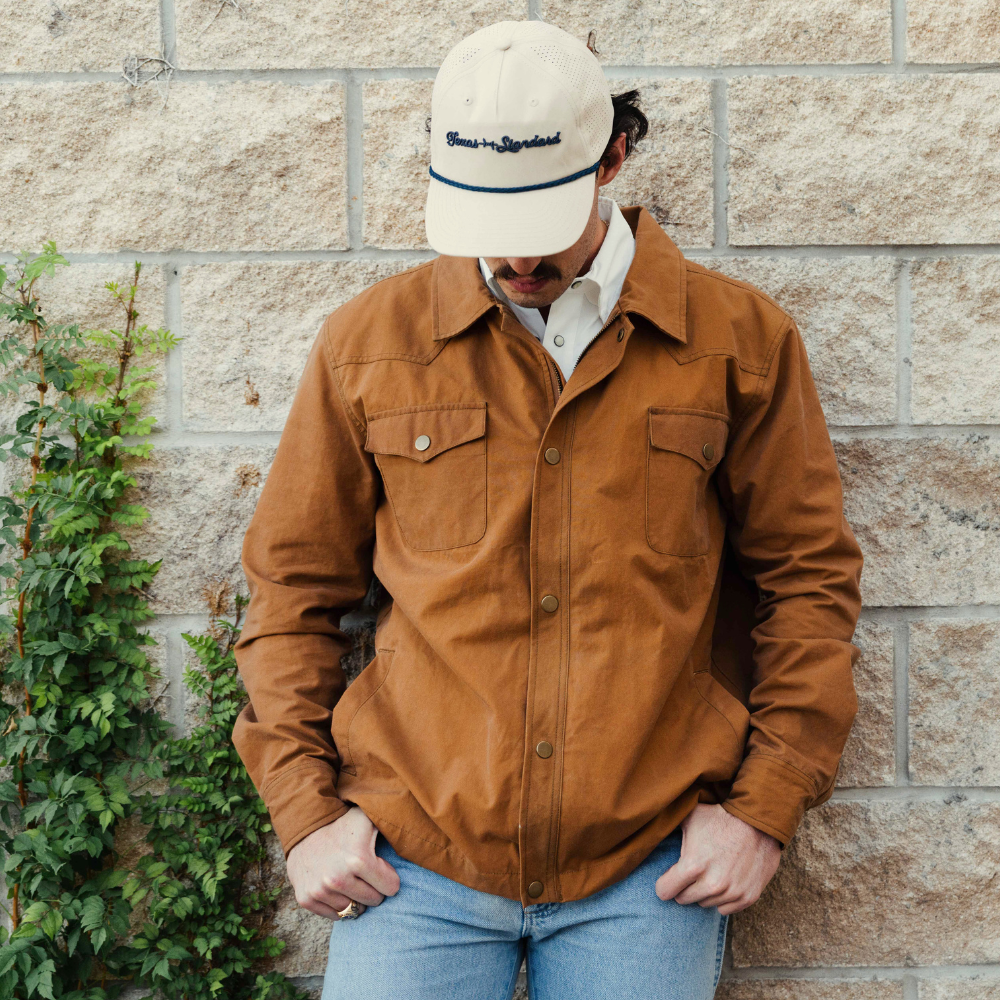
[0,248,308,1000]
[0,247,174,998]
[121,588,308,1000]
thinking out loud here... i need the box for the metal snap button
[415,434,431,451]
[553,334,565,347]
[617,329,624,341]
[527,881,544,898]
[540,594,558,613]
[536,741,553,758]
[702,443,715,461]
[544,447,560,465]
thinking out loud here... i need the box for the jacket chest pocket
[646,407,729,556]
[365,402,487,551]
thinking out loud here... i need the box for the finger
[302,897,346,920]
[350,835,401,898]
[335,872,386,907]
[674,875,729,907]
[355,853,401,898]
[300,887,352,916]
[655,859,703,901]
[696,885,744,909]
[718,894,755,916]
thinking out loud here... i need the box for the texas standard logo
[446,131,562,152]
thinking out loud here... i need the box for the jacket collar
[430,204,688,344]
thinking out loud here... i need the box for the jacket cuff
[261,761,352,858]
[720,753,819,848]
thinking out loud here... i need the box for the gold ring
[336,899,365,920]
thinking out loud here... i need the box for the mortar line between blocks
[4,63,1000,84]
[163,263,184,435]
[894,617,910,786]
[892,0,908,70]
[160,0,177,67]
[345,73,364,251]
[163,629,185,735]
[711,79,729,250]
[897,260,913,424]
[903,972,920,1000]
[858,605,1000,622]
[7,246,1000,268]
[528,0,542,19]
[727,964,1000,980]
[830,786,1000,802]
[133,421,1000,452]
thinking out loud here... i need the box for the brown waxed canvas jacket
[232,205,864,907]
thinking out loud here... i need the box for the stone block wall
[2,1,999,997]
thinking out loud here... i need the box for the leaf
[19,902,49,925]
[39,907,61,941]
[80,894,105,929]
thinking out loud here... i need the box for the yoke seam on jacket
[319,323,368,436]
[728,314,794,438]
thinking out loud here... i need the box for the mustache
[493,261,562,283]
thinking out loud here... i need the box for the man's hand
[655,803,781,915]
[286,805,400,919]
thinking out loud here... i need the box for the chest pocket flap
[366,403,486,462]
[646,407,729,556]
[364,403,487,551]
[648,408,729,470]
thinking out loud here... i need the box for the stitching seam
[260,759,336,798]
[743,749,820,795]
[728,315,794,437]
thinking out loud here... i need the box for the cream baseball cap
[424,20,614,258]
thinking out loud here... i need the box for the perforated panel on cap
[437,43,481,79]
[529,40,611,159]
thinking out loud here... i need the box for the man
[233,18,864,1000]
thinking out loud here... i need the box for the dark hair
[422,90,649,171]
[601,89,648,169]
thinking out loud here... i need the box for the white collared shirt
[478,196,636,379]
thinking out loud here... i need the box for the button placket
[519,403,574,907]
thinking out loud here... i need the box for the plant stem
[10,274,46,931]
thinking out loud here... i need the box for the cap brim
[424,171,595,257]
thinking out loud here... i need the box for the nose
[506,257,543,276]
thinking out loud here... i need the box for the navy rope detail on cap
[428,159,601,194]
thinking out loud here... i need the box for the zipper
[548,356,564,396]
[542,308,623,402]
[565,308,623,381]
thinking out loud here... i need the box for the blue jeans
[320,829,728,1000]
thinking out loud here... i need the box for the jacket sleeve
[232,316,377,857]
[715,315,864,847]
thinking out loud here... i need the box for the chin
[507,294,551,309]
[502,285,560,309]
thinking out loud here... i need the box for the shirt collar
[476,197,634,330]
[431,204,688,344]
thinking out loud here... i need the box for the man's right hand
[285,805,401,919]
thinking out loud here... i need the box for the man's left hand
[655,803,781,915]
